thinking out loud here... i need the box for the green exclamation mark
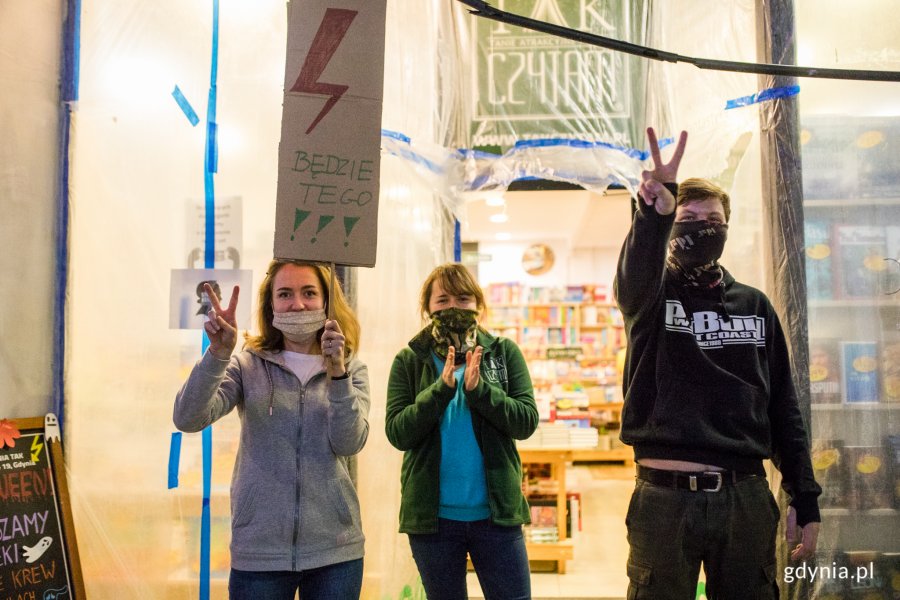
[290,209,311,241]
[311,215,334,243]
[343,216,360,247]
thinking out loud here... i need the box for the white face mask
[272,309,326,343]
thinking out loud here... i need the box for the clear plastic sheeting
[65,0,449,597]
[1,0,898,597]
[428,0,765,198]
[791,1,900,597]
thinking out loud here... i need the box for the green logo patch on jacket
[482,355,508,384]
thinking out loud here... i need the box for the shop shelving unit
[801,114,900,563]
[518,448,576,573]
[484,288,633,463]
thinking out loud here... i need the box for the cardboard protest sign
[274,0,387,267]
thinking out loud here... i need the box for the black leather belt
[636,464,756,492]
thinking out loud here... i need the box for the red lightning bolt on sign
[290,8,358,135]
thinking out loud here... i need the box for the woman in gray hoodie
[174,259,370,600]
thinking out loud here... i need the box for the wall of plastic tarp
[2,0,899,598]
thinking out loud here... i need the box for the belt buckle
[690,471,723,492]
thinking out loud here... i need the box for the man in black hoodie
[614,128,820,599]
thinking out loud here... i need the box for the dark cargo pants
[625,475,780,600]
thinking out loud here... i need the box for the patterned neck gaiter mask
[430,307,479,365]
[666,220,728,287]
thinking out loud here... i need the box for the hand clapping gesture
[441,347,459,388]
[639,127,688,216]
[321,319,347,378]
[440,346,483,392]
[204,283,240,360]
[464,347,483,391]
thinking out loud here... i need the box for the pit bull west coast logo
[665,300,765,349]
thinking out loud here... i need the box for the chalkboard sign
[0,416,85,600]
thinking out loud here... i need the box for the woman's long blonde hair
[244,260,360,357]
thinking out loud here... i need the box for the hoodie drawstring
[718,284,732,323]
[264,360,275,416]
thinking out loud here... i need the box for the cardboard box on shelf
[800,117,858,200]
[881,340,900,403]
[810,339,842,404]
[833,224,887,300]
[841,342,880,403]
[805,219,834,301]
[812,439,848,509]
[845,446,893,511]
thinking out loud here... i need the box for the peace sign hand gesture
[639,127,688,216]
[203,283,240,360]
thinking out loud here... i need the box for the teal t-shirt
[432,354,491,521]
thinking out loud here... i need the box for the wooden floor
[467,462,634,600]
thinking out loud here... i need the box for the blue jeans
[626,476,779,600]
[408,518,531,600]
[228,558,363,600]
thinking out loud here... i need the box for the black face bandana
[430,307,479,365]
[666,220,729,287]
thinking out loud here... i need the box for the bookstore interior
[457,113,900,596]
[4,2,900,599]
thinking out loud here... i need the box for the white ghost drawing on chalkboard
[23,536,53,563]
[43,587,68,600]
[41,587,69,600]
[45,413,61,442]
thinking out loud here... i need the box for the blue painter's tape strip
[62,0,81,103]
[381,128,410,144]
[198,3,220,598]
[206,121,218,174]
[204,171,215,269]
[455,148,499,160]
[725,85,800,110]
[200,426,212,600]
[172,86,200,126]
[168,432,183,489]
[511,137,650,161]
[53,0,82,436]
[454,220,461,262]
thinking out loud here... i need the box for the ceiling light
[489,212,509,223]
[484,192,506,207]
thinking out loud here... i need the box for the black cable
[456,0,900,82]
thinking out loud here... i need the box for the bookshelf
[801,115,900,557]
[485,283,632,463]
[519,449,576,573]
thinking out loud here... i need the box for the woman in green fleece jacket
[386,263,538,600]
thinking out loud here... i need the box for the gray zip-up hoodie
[174,348,370,571]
